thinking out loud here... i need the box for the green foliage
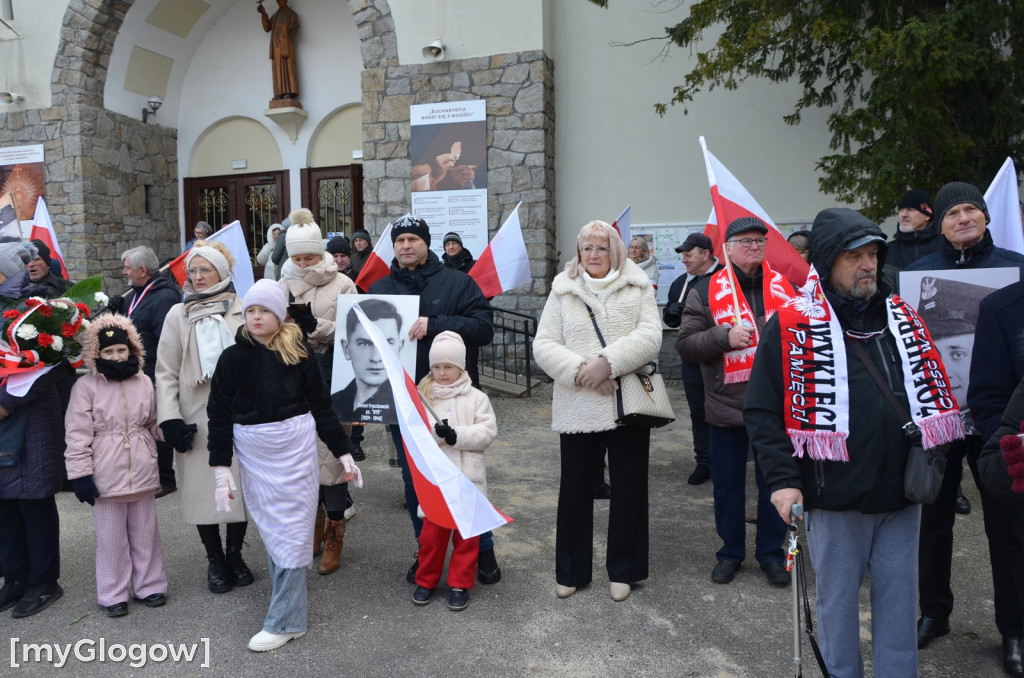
[588,0,1024,220]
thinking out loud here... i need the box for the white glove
[213,466,236,512]
[416,505,425,520]
[339,453,363,489]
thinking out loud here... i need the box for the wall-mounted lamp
[142,95,163,123]
[0,91,24,104]
[422,40,445,61]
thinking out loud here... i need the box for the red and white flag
[699,137,809,286]
[611,205,631,246]
[29,198,68,279]
[351,303,512,537]
[468,202,531,297]
[984,157,1024,255]
[354,223,394,292]
[166,221,255,296]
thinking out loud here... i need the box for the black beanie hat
[352,229,371,245]
[898,189,933,217]
[932,181,989,225]
[442,232,463,247]
[98,326,131,351]
[391,214,431,246]
[326,236,351,256]
[31,239,50,264]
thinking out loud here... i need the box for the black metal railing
[479,308,536,397]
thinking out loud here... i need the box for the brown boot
[319,518,346,575]
[313,504,326,557]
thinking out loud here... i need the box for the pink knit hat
[429,331,466,370]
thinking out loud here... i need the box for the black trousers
[919,436,1024,637]
[156,440,175,488]
[680,359,710,467]
[0,497,60,586]
[556,427,649,587]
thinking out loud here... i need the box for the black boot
[225,522,255,587]
[197,524,233,594]
[477,548,502,585]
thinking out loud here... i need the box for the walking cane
[788,503,804,677]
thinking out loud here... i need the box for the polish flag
[468,202,531,297]
[984,157,1024,255]
[611,205,631,246]
[351,303,512,537]
[165,221,256,296]
[699,137,809,286]
[29,198,68,279]
[354,223,394,292]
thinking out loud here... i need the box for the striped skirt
[233,412,319,569]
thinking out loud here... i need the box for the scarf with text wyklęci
[708,260,795,384]
[778,265,964,461]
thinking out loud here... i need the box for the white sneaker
[248,630,306,652]
[344,499,356,521]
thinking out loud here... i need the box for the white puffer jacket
[534,259,662,434]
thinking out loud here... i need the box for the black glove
[161,419,198,453]
[288,303,318,336]
[73,475,100,506]
[106,294,124,314]
[434,418,457,446]
[663,301,684,326]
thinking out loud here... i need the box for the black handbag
[584,304,675,429]
[847,340,947,504]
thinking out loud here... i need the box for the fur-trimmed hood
[81,313,145,374]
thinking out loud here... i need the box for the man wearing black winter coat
[903,182,1024,672]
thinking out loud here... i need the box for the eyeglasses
[728,237,767,248]
[581,246,610,255]
[186,267,215,277]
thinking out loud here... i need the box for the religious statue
[258,0,300,105]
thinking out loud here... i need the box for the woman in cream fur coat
[534,220,662,603]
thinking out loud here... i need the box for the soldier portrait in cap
[901,268,1021,421]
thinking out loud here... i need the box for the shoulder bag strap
[583,303,607,348]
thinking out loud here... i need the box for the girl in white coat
[412,331,497,611]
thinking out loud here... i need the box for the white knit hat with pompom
[285,208,325,256]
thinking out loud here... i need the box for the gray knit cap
[0,242,27,278]
[932,181,989,225]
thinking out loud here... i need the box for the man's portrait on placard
[331,295,419,425]
[900,268,1020,427]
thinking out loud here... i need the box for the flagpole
[718,226,744,327]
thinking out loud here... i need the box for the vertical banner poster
[410,100,488,259]
[331,294,421,425]
[0,144,45,239]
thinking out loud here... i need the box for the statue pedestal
[264,106,308,143]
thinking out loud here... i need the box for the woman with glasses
[534,220,662,603]
[156,241,253,595]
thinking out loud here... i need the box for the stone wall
[350,0,558,315]
[0,0,180,293]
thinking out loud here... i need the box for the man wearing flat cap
[677,217,794,587]
[665,232,722,485]
[747,207,964,676]
[905,181,1024,673]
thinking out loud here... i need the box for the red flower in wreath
[61,322,76,338]
[76,303,91,319]
[3,309,19,320]
[37,333,55,348]
[24,299,41,308]
[38,305,53,318]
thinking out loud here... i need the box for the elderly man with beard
[746,207,964,677]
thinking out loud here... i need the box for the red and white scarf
[779,265,964,462]
[708,260,795,384]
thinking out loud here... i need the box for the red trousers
[415,517,479,590]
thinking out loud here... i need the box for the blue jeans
[708,425,786,565]
[391,424,494,552]
[263,553,307,634]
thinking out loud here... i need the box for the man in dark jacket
[887,189,940,270]
[349,229,372,276]
[368,214,497,584]
[108,246,182,497]
[26,240,71,296]
[441,232,475,273]
[665,232,722,485]
[904,182,1024,668]
[677,217,789,587]
[746,207,932,676]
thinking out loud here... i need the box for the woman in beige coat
[534,220,662,603]
[278,208,356,575]
[156,241,251,595]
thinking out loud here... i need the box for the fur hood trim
[81,313,145,374]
